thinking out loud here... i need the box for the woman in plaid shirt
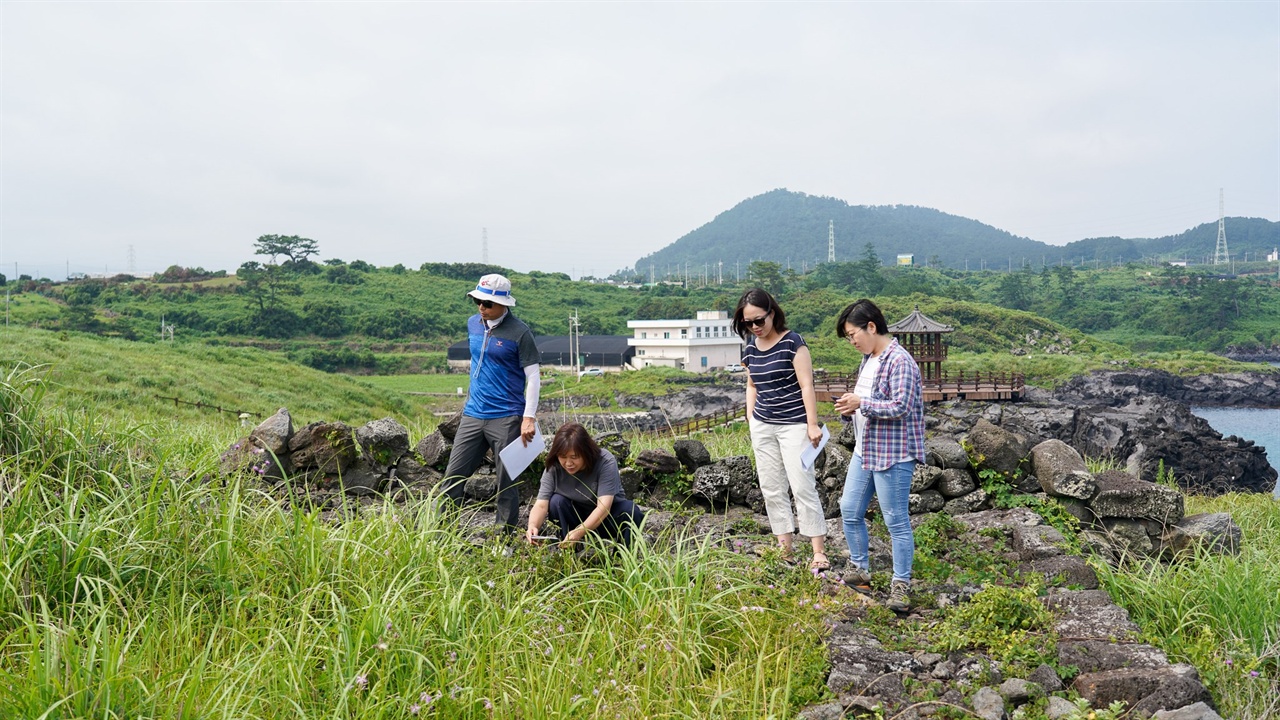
[832,299,925,613]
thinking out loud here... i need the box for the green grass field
[2,325,1277,718]
[360,374,470,394]
[0,326,421,427]
[0,368,828,718]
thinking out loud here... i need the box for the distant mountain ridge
[632,189,1280,273]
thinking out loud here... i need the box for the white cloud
[2,2,1275,278]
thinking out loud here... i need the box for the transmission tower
[482,228,489,264]
[127,245,136,275]
[1213,189,1229,266]
[827,220,835,262]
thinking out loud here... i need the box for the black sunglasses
[471,296,496,309]
[743,312,771,328]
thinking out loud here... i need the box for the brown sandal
[809,554,831,572]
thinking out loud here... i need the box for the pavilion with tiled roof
[810,304,1026,402]
[887,305,953,390]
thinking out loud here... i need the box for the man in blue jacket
[441,273,541,530]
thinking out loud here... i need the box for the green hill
[630,189,1280,273]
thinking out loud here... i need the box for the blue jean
[840,456,916,583]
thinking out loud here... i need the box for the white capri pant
[749,420,827,538]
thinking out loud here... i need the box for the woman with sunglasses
[734,288,829,571]
[832,298,924,613]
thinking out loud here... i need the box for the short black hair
[836,298,890,338]
[546,422,601,475]
[733,288,788,340]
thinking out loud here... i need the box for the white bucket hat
[467,273,516,307]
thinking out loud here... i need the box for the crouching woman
[525,422,646,546]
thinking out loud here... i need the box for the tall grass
[1094,493,1280,719]
[0,326,418,427]
[0,372,829,718]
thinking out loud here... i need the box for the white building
[627,310,744,372]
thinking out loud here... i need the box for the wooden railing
[934,370,1025,391]
[642,403,748,437]
[155,395,261,418]
[813,370,1025,400]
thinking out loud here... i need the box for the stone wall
[222,407,1243,564]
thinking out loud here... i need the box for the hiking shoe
[841,567,872,594]
[887,580,911,613]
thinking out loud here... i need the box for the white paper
[498,425,545,479]
[799,424,831,471]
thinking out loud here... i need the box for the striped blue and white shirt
[743,331,808,424]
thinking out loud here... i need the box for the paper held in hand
[799,424,830,471]
[497,425,545,480]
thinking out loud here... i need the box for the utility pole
[1214,189,1229,266]
[569,310,580,379]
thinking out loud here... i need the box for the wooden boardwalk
[814,370,1024,403]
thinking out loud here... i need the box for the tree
[253,235,319,265]
[236,261,300,313]
[747,261,786,296]
[857,242,881,274]
[325,264,363,285]
[303,300,351,337]
[854,243,885,295]
[994,272,1032,311]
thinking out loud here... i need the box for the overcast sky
[3,1,1277,280]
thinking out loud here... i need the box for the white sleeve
[523,364,541,418]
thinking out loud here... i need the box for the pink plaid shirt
[855,339,926,471]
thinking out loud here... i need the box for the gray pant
[440,414,524,528]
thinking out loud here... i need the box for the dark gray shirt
[537,449,625,504]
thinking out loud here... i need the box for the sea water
[1191,367,1280,498]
